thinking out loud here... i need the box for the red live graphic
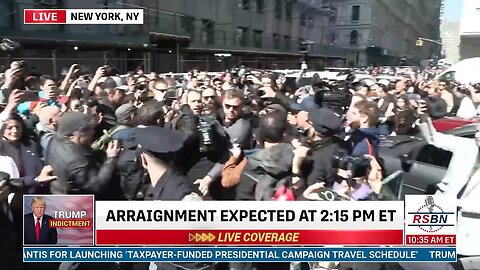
[24,9,66,24]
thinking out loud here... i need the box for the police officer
[133,126,201,201]
[132,127,211,270]
[301,107,344,188]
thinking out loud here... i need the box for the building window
[253,29,263,48]
[349,30,358,45]
[239,0,249,10]
[236,27,249,46]
[328,32,336,45]
[351,5,360,22]
[223,31,227,45]
[181,15,196,41]
[201,19,215,45]
[256,0,264,13]
[273,33,280,49]
[285,0,293,21]
[284,35,291,50]
[329,7,337,24]
[298,38,306,51]
[307,16,314,28]
[300,12,306,26]
[275,0,282,19]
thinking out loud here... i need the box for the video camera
[197,115,217,153]
[331,151,371,178]
[163,88,180,108]
[0,38,20,52]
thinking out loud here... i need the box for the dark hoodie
[347,128,380,157]
[236,143,295,201]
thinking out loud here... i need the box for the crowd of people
[0,61,477,270]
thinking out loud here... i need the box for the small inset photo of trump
[24,196,57,245]
[23,195,94,246]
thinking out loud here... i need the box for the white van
[436,57,480,84]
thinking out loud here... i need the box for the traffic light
[416,39,423,47]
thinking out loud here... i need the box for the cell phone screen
[22,90,39,102]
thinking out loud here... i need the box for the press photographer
[302,153,390,201]
[172,90,230,198]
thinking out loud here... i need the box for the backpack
[271,179,296,201]
[243,171,296,201]
[116,144,148,200]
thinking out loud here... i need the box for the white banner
[66,9,143,24]
[95,201,404,230]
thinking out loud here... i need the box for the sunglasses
[154,88,168,91]
[203,96,215,100]
[335,176,360,188]
[224,104,240,110]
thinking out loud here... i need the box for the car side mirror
[400,154,413,172]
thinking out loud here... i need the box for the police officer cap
[309,107,343,135]
[133,126,184,155]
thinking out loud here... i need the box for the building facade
[442,21,461,63]
[440,0,460,63]
[0,0,350,76]
[459,0,480,60]
[324,0,442,66]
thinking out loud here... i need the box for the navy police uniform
[304,107,344,187]
[131,127,209,270]
[133,126,201,201]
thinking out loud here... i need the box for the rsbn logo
[408,196,455,233]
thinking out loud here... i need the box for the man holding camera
[172,91,230,198]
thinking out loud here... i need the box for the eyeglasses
[224,104,240,110]
[203,96,215,100]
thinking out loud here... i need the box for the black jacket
[46,135,117,194]
[24,213,57,244]
[236,143,295,201]
[172,107,230,185]
[304,137,343,187]
[144,168,194,201]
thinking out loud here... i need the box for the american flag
[23,195,94,245]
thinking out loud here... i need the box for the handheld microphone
[426,196,435,212]
[425,196,435,230]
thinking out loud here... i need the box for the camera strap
[365,138,373,156]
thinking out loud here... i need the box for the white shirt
[33,214,43,229]
[418,119,480,255]
[456,97,476,119]
[0,155,19,203]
